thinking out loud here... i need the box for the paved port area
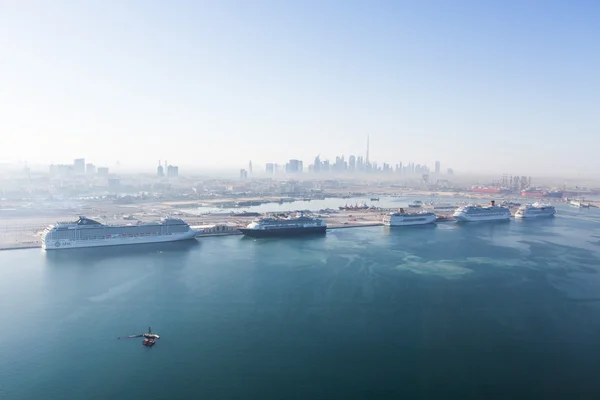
[0,195,530,250]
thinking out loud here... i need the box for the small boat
[119,326,160,347]
[339,202,369,211]
[370,197,380,201]
[408,200,423,208]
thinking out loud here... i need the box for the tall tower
[366,135,370,164]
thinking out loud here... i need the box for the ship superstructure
[42,216,197,250]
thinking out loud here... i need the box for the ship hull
[239,226,327,238]
[43,231,197,250]
[453,213,510,222]
[515,212,555,218]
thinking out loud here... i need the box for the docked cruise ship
[570,199,590,208]
[383,209,437,226]
[515,203,556,218]
[453,201,511,222]
[239,214,327,237]
[424,203,457,212]
[42,216,197,250]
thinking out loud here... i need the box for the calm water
[2,204,600,399]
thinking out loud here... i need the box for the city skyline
[1,1,599,176]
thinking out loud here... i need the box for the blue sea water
[2,204,600,399]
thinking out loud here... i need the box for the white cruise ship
[424,203,457,212]
[42,216,197,250]
[453,201,511,222]
[515,202,556,218]
[570,199,590,208]
[383,209,437,226]
[239,213,326,237]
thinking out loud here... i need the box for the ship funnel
[490,200,495,206]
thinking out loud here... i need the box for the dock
[0,204,465,251]
[0,209,392,251]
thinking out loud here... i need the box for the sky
[1,0,599,176]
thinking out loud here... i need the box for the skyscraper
[167,165,179,178]
[348,155,356,171]
[286,159,302,173]
[435,161,440,174]
[248,161,253,174]
[74,158,85,174]
[366,135,370,165]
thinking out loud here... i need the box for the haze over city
[5,3,600,400]
[2,1,599,177]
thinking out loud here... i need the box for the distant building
[348,155,356,172]
[97,167,109,176]
[313,155,321,173]
[74,158,85,174]
[49,164,74,176]
[248,161,252,174]
[240,169,248,180]
[85,163,96,174]
[166,165,179,178]
[447,168,454,175]
[157,165,164,177]
[266,163,275,174]
[435,161,440,174]
[108,178,120,191]
[286,159,303,173]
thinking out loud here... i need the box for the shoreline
[0,244,42,251]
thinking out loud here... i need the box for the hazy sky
[1,0,599,175]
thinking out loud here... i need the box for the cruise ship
[515,202,556,218]
[383,209,437,226]
[453,201,511,222]
[238,214,327,238]
[570,199,590,208]
[42,216,197,250]
[424,203,457,212]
